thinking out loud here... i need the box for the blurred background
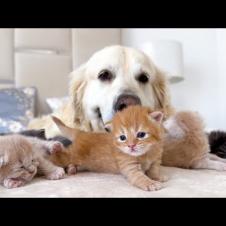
[0,29,225,133]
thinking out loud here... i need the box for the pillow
[0,87,36,133]
[46,96,69,112]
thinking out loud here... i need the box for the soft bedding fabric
[1,167,226,197]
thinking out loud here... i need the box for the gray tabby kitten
[0,134,65,189]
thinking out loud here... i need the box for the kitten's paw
[210,162,226,171]
[3,179,25,189]
[216,162,226,171]
[66,164,77,175]
[154,175,169,182]
[46,167,65,180]
[49,142,64,154]
[220,163,226,171]
[146,181,163,191]
[138,180,163,191]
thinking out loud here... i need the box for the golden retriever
[28,45,226,171]
[28,45,174,138]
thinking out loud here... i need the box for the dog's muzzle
[114,94,141,112]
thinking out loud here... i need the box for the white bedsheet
[1,167,226,197]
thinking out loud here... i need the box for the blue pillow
[0,87,36,133]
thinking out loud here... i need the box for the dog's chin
[101,111,115,124]
[100,104,142,124]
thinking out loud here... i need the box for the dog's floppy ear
[152,67,175,118]
[51,116,75,141]
[69,64,89,130]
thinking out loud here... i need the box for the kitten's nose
[128,144,136,149]
[28,165,36,173]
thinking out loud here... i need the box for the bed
[0,29,226,197]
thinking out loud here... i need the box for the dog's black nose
[114,94,141,112]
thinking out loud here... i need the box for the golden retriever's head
[70,45,173,131]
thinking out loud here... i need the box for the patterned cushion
[46,96,69,112]
[0,87,36,133]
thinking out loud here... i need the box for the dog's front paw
[3,179,25,189]
[46,167,65,180]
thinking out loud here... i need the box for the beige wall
[121,28,226,130]
[0,29,121,115]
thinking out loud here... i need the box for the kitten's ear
[149,111,164,123]
[0,154,8,168]
[51,116,75,141]
[104,121,113,133]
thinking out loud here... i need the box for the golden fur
[49,106,167,191]
[28,45,174,138]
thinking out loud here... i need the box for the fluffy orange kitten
[162,111,226,170]
[50,106,167,191]
[0,135,65,189]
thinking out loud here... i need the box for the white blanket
[1,167,226,197]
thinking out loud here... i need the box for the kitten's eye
[136,72,149,84]
[118,135,127,142]
[137,132,147,139]
[98,70,114,82]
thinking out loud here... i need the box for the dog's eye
[136,73,149,84]
[98,70,113,82]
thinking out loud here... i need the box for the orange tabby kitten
[162,111,226,170]
[50,106,167,191]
